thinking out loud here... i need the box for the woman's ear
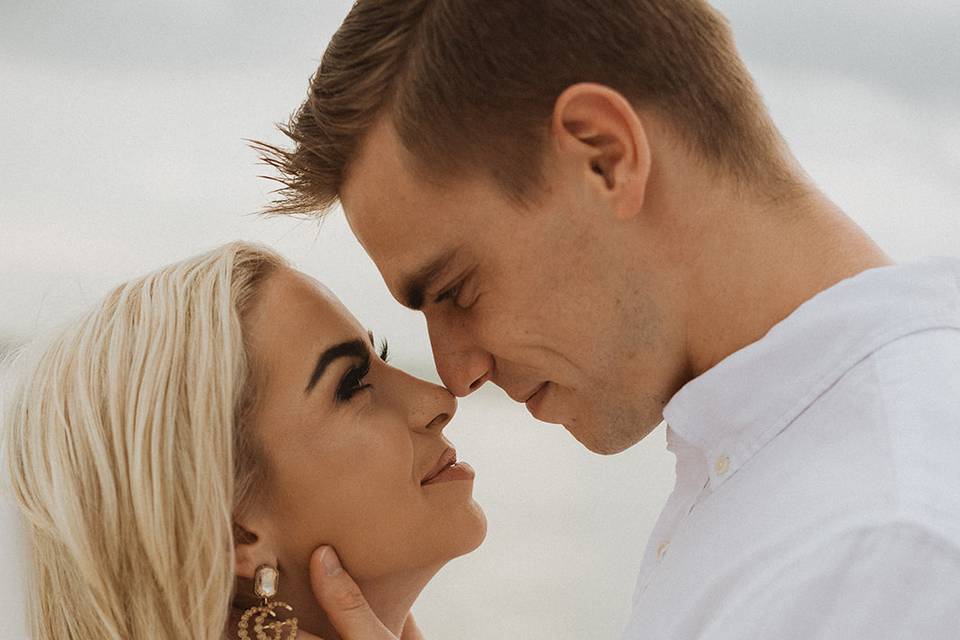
[233,519,276,580]
[550,82,652,221]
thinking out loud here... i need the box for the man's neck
[675,184,893,379]
[619,117,891,388]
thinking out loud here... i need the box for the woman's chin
[457,499,487,556]
[431,499,488,565]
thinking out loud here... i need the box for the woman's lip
[524,382,550,416]
[421,446,458,484]
[421,461,475,486]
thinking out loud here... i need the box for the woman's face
[241,266,486,582]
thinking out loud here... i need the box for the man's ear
[550,83,651,220]
[233,518,276,580]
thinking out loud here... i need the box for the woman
[3,241,486,639]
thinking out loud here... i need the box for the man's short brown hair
[259,0,790,215]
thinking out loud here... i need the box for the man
[261,1,960,637]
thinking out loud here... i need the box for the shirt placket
[632,433,710,601]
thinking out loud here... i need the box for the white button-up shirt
[622,258,960,639]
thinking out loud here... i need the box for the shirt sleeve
[704,521,960,640]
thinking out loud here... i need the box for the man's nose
[428,318,493,397]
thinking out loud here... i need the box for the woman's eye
[336,360,372,402]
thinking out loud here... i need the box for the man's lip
[421,447,457,485]
[524,382,548,402]
[509,382,547,404]
[525,382,551,416]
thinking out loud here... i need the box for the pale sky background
[1,2,958,639]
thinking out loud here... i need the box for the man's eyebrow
[305,338,368,394]
[401,248,458,310]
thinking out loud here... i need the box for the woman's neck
[323,570,435,638]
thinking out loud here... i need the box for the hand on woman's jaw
[229,545,429,640]
[303,546,429,640]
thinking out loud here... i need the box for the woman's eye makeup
[334,335,389,403]
[335,355,372,402]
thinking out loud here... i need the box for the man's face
[341,118,686,454]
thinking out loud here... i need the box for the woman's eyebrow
[305,338,368,394]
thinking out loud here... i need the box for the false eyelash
[336,356,372,402]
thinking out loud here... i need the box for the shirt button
[714,454,730,475]
[656,540,671,561]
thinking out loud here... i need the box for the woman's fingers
[309,546,398,640]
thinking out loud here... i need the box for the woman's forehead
[248,267,366,364]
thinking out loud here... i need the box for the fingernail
[319,546,342,576]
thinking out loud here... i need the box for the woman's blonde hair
[2,241,285,639]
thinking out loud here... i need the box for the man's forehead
[341,124,439,244]
[340,126,457,292]
[339,116,509,309]
[341,117,425,211]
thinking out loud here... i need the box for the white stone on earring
[254,565,279,598]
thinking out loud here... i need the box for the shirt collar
[663,258,960,488]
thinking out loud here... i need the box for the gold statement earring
[237,564,299,640]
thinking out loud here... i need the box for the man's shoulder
[867,327,960,530]
[734,326,960,540]
[775,325,960,538]
[869,325,960,411]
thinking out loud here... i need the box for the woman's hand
[304,546,402,640]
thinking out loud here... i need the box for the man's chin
[527,393,659,454]
[562,416,657,456]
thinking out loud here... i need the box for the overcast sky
[1,2,958,638]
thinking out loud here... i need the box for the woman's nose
[411,382,457,433]
[424,408,453,431]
